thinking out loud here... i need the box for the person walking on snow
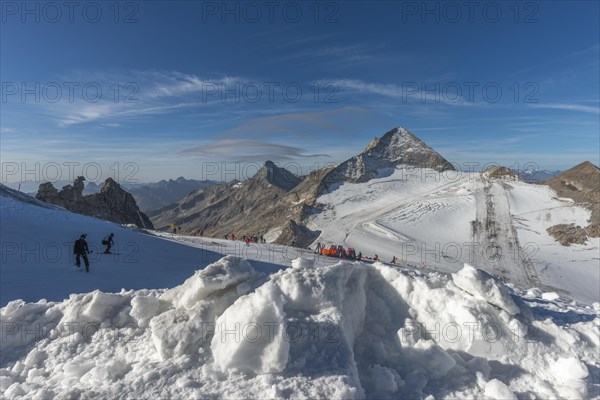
[315,242,323,254]
[74,234,90,272]
[102,233,115,254]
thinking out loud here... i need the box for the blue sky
[1,0,599,183]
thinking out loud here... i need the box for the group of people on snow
[224,232,266,244]
[315,242,406,265]
[315,243,363,260]
[72,233,115,272]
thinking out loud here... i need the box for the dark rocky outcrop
[36,177,153,229]
[547,224,589,246]
[273,220,320,248]
[546,161,600,239]
[484,166,520,180]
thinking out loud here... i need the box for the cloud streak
[528,103,600,115]
[179,139,332,162]
[323,79,478,107]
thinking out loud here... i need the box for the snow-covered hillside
[310,167,599,304]
[2,181,599,399]
[0,191,307,307]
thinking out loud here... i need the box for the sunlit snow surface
[310,167,599,304]
[1,184,599,399]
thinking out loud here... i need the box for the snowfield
[1,182,599,399]
[310,167,599,304]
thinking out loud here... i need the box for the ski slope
[310,167,599,304]
[0,192,319,307]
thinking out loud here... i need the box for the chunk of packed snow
[129,295,170,328]
[452,264,520,315]
[542,291,561,301]
[161,255,257,310]
[211,282,289,374]
[484,379,517,400]
[413,339,456,377]
[550,357,589,383]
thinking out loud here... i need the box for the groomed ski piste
[1,185,599,399]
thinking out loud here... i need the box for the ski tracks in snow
[472,176,545,290]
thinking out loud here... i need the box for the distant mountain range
[516,169,563,183]
[126,177,219,211]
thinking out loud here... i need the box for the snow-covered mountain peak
[363,127,454,169]
[325,127,455,184]
[363,126,411,152]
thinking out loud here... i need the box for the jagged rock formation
[324,127,455,184]
[36,177,153,229]
[546,161,600,241]
[0,183,63,210]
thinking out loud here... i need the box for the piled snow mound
[1,258,598,399]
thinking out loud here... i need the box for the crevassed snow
[505,180,600,303]
[1,256,598,399]
[310,167,599,304]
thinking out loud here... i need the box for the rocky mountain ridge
[149,126,456,245]
[36,177,154,229]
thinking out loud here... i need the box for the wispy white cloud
[528,103,600,114]
[16,71,251,127]
[323,79,478,107]
[279,43,384,66]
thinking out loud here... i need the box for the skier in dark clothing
[74,234,90,272]
[102,233,115,254]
